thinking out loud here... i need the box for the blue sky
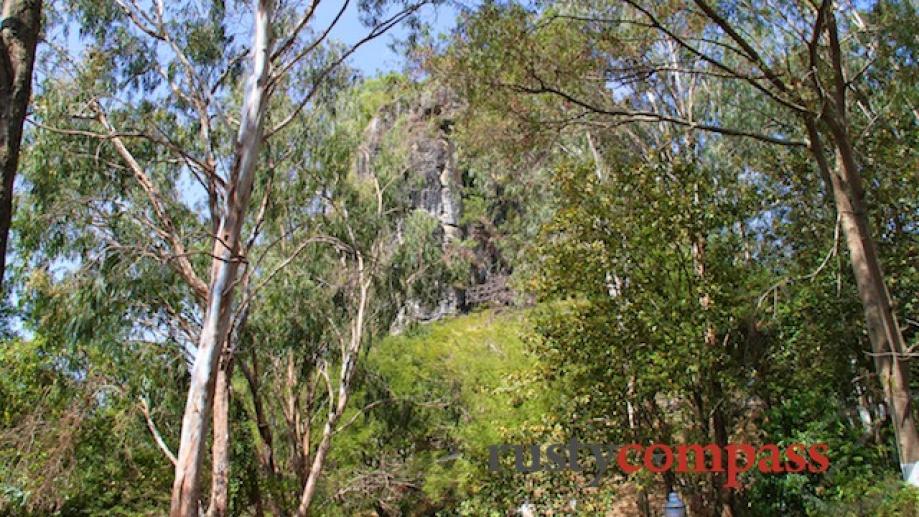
[312,1,460,76]
[36,1,461,81]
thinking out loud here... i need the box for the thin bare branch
[139,398,178,466]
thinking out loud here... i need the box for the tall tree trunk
[207,357,233,517]
[837,147,919,483]
[169,1,274,514]
[0,0,41,291]
[829,120,919,482]
[810,9,919,484]
[806,115,919,484]
[295,354,357,516]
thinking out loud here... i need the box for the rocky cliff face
[356,87,465,328]
[357,87,463,245]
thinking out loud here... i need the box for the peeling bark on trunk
[207,357,233,517]
[169,1,274,514]
[0,0,41,291]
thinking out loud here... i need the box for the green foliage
[3,0,918,514]
[0,338,175,515]
[807,476,919,517]
[325,309,551,514]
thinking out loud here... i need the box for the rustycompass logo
[488,439,830,488]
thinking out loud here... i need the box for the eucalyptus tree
[437,0,919,484]
[20,0,430,514]
[440,22,784,512]
[610,1,919,482]
[209,76,458,515]
[0,0,42,290]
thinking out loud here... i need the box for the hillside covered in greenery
[1,0,919,515]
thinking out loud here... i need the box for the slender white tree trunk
[170,1,274,514]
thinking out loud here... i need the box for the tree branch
[139,398,177,466]
[509,79,806,146]
[94,103,210,303]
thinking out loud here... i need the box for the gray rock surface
[357,87,465,330]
